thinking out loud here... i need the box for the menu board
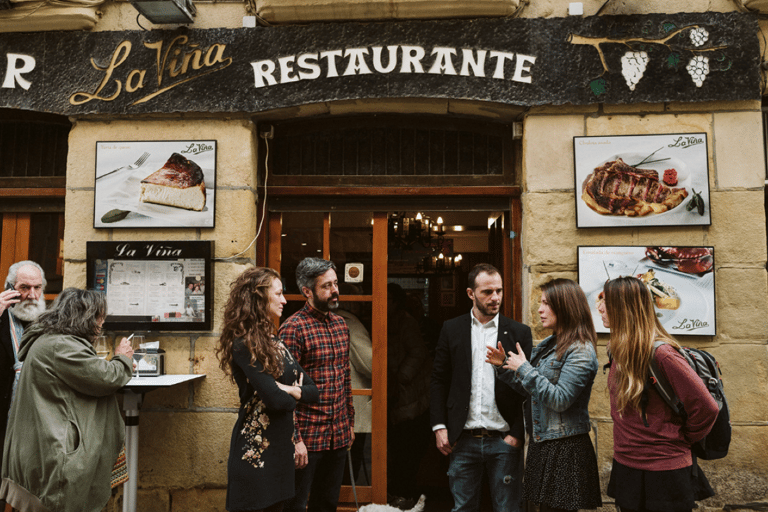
[87,241,213,331]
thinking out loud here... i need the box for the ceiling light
[130,0,195,24]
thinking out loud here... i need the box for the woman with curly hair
[598,276,718,512]
[217,267,318,512]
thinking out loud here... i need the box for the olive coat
[0,323,132,512]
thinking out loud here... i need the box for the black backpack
[644,341,731,461]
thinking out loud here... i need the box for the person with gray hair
[0,288,134,512]
[280,258,354,512]
[0,260,47,473]
[295,258,339,309]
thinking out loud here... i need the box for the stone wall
[65,117,258,511]
[522,100,768,508]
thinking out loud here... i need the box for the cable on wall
[214,126,273,262]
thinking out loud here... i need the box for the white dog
[357,495,426,512]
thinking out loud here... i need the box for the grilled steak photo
[581,158,688,217]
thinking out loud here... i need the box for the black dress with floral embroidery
[226,338,318,511]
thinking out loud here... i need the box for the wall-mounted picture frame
[94,140,216,228]
[87,240,213,332]
[440,292,455,307]
[574,133,711,228]
[578,246,715,336]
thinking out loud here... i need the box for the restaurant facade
[1,0,768,510]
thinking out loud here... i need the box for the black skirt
[607,459,714,512]
[523,433,603,510]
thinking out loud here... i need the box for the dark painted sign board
[87,240,213,332]
[0,12,760,115]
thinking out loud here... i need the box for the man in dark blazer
[430,263,532,512]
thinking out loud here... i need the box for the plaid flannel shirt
[279,302,354,452]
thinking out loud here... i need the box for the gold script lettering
[69,41,131,105]
[168,48,184,78]
[126,69,146,92]
[182,46,204,73]
[204,44,230,67]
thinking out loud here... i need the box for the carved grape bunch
[686,55,709,87]
[689,27,709,48]
[620,51,649,91]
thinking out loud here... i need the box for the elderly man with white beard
[0,261,46,466]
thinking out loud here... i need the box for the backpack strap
[648,341,688,421]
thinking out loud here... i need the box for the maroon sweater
[609,343,718,471]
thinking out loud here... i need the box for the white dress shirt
[432,310,510,434]
[463,311,509,431]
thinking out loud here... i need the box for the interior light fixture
[130,0,196,24]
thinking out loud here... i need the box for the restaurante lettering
[251,45,538,88]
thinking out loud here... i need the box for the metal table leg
[123,390,142,512]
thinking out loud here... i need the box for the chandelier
[387,212,462,273]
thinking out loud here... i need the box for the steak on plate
[581,158,688,217]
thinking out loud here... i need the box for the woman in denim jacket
[487,278,601,512]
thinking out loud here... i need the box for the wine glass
[94,335,110,360]
[132,335,145,378]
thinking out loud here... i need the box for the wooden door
[267,210,389,505]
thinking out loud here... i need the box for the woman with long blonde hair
[599,276,718,512]
[487,278,602,512]
[216,267,318,512]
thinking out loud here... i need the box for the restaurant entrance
[264,201,521,509]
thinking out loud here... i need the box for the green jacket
[1,323,132,512]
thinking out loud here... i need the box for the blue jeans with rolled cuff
[447,432,523,512]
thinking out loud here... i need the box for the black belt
[464,428,506,438]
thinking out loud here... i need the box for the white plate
[95,167,215,227]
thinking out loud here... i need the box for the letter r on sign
[2,54,36,90]
[251,59,277,88]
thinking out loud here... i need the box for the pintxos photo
[578,245,715,336]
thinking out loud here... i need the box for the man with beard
[430,263,532,512]
[280,258,354,512]
[0,261,46,465]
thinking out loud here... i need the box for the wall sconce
[130,0,196,24]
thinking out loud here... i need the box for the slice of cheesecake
[140,153,206,211]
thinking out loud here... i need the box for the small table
[122,374,206,512]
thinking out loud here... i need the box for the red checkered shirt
[279,302,354,452]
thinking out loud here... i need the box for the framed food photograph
[94,140,216,228]
[87,240,213,331]
[577,246,715,336]
[574,133,710,228]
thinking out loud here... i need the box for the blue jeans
[285,448,347,512]
[447,433,523,512]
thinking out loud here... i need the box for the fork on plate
[97,152,150,181]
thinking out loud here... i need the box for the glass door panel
[330,211,374,295]
[280,211,324,294]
